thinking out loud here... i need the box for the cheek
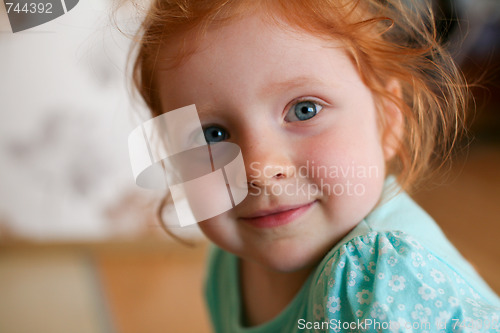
[198,215,242,252]
[306,121,385,179]
[306,139,385,194]
[302,119,386,221]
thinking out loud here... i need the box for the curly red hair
[127,0,468,235]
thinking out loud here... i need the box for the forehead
[156,12,359,110]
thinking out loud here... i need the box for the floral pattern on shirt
[311,231,500,333]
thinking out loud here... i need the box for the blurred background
[0,0,499,332]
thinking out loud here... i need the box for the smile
[239,201,316,228]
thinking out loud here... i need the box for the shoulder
[308,231,500,332]
[205,244,237,301]
[204,245,238,332]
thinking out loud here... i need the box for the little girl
[129,0,500,331]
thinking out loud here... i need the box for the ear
[381,78,404,161]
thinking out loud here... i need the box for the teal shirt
[204,178,500,332]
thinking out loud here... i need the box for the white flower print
[364,275,370,282]
[356,289,372,305]
[387,255,398,267]
[315,276,323,287]
[348,270,357,287]
[388,275,406,292]
[347,243,355,252]
[354,240,364,251]
[313,303,324,320]
[378,244,392,255]
[416,273,423,280]
[411,252,426,267]
[389,233,401,244]
[367,261,376,274]
[350,255,364,271]
[356,310,363,318]
[387,296,394,303]
[370,302,388,320]
[398,304,406,311]
[326,296,341,314]
[362,235,370,244]
[435,300,442,308]
[338,261,345,268]
[328,277,335,288]
[378,272,385,280]
[427,254,435,261]
[438,288,445,295]
[435,311,451,328]
[406,236,424,250]
[398,247,407,255]
[392,231,402,238]
[418,284,437,301]
[473,308,487,318]
[395,318,413,333]
[390,236,401,247]
[448,296,459,307]
[369,247,376,254]
[430,268,446,284]
[465,297,480,307]
[411,304,431,323]
[325,256,336,270]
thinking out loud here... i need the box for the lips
[239,201,316,228]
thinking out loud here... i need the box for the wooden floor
[0,143,498,333]
[0,241,212,333]
[96,242,211,333]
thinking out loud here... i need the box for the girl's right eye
[203,125,229,143]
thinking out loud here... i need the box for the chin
[253,240,327,274]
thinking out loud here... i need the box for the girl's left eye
[284,100,323,122]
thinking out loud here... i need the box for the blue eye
[285,101,323,122]
[203,126,229,143]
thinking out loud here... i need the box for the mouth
[239,201,316,228]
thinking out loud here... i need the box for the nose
[238,129,296,188]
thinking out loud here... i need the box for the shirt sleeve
[309,231,500,333]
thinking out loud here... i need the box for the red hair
[128,0,468,234]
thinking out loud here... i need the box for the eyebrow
[258,76,329,98]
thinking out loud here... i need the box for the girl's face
[158,13,394,273]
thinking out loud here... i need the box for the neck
[239,259,314,327]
